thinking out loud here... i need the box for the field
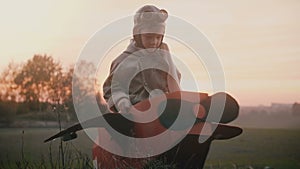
[0,128,299,169]
[205,128,300,169]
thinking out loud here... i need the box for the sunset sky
[1,0,299,106]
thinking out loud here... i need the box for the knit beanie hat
[133,5,168,35]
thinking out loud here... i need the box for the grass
[0,128,93,169]
[204,128,300,169]
[0,128,300,169]
[0,128,89,160]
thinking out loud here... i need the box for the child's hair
[133,34,144,48]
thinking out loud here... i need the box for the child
[103,5,181,114]
[97,5,185,168]
[95,5,240,169]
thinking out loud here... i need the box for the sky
[0,0,299,106]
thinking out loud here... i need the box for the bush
[0,101,17,124]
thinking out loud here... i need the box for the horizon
[1,0,299,106]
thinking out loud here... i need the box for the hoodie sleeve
[102,53,131,111]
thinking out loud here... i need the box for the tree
[1,55,100,121]
[50,66,75,120]
[0,62,22,120]
[292,102,300,116]
[50,61,98,121]
[0,62,22,102]
[14,54,62,112]
[72,60,97,105]
[71,60,101,118]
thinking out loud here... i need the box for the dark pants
[157,92,240,169]
[159,135,212,169]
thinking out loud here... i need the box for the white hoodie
[103,40,181,111]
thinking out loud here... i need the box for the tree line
[0,54,99,124]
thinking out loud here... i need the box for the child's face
[140,33,163,49]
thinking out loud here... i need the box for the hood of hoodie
[113,40,181,90]
[133,5,168,35]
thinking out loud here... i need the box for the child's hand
[117,98,131,113]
